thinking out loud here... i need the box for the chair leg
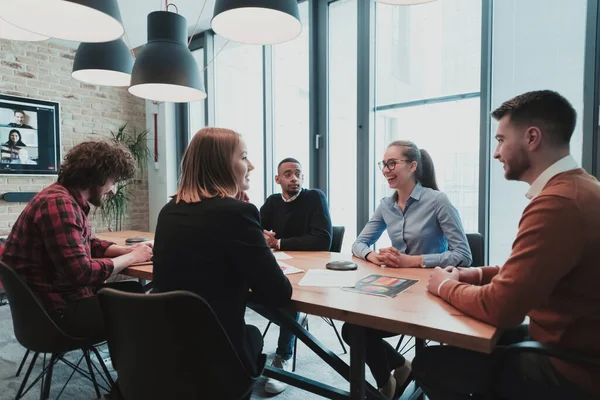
[90,346,115,387]
[395,335,405,352]
[262,321,272,339]
[83,351,101,399]
[41,353,58,400]
[328,318,347,355]
[292,336,298,372]
[16,350,31,377]
[16,351,39,399]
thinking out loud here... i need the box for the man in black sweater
[259,158,332,394]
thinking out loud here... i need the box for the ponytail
[387,140,439,191]
[417,149,438,190]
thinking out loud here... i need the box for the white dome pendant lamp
[212,0,302,45]
[129,11,206,103]
[0,17,49,42]
[0,0,124,42]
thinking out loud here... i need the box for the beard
[89,185,106,207]
[285,187,301,197]
[504,148,531,181]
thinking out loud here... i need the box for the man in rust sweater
[415,90,600,399]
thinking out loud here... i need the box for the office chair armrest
[500,341,600,367]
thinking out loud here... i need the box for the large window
[373,0,481,248]
[272,1,310,187]
[488,0,587,264]
[329,0,358,253]
[214,36,265,206]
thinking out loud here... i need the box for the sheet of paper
[278,262,304,275]
[298,269,358,287]
[273,252,293,260]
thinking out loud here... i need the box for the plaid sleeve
[35,197,114,286]
[90,238,115,258]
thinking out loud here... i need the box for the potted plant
[100,124,150,231]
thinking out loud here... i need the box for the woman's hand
[368,247,422,268]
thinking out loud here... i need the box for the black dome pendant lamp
[212,0,302,45]
[0,0,124,43]
[129,11,206,103]
[72,39,134,87]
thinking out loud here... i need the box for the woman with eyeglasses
[344,140,472,399]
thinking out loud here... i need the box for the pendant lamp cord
[187,0,209,47]
[122,28,136,61]
[166,3,178,13]
[202,39,229,72]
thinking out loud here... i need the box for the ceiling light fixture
[211,0,302,45]
[129,11,206,103]
[0,0,124,42]
[72,39,134,87]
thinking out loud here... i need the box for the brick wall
[0,39,149,235]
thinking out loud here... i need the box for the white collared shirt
[281,192,300,203]
[525,155,579,200]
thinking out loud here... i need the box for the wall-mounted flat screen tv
[0,94,60,175]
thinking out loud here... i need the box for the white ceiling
[52,0,216,49]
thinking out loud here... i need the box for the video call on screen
[0,98,60,175]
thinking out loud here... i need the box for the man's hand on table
[427,266,459,297]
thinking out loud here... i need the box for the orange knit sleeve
[439,194,584,328]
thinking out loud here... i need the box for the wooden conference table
[98,230,500,400]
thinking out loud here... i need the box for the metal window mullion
[309,0,329,193]
[478,0,493,264]
[264,45,275,198]
[357,0,376,234]
[583,0,600,178]
[203,31,216,127]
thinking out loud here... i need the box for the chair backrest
[98,288,264,400]
[331,226,345,253]
[466,233,485,267]
[0,261,81,352]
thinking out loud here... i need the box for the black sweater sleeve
[259,195,273,232]
[230,202,292,306]
[280,190,333,251]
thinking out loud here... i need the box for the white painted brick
[1,39,148,231]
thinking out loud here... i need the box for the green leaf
[100,123,150,231]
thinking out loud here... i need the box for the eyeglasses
[282,171,302,179]
[377,159,410,171]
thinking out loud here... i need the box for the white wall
[146,101,179,232]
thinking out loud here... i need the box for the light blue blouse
[352,183,472,268]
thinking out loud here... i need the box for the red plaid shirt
[1,183,115,313]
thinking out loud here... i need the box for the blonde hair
[174,127,241,203]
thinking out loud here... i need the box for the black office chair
[261,226,348,372]
[0,261,113,400]
[466,232,484,267]
[330,226,346,253]
[395,233,486,354]
[98,288,265,400]
[501,341,600,367]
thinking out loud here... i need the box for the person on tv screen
[8,110,33,129]
[4,129,26,147]
[1,129,26,162]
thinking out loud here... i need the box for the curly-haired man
[1,140,152,340]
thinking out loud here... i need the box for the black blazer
[153,196,292,372]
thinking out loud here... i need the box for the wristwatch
[419,255,426,268]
